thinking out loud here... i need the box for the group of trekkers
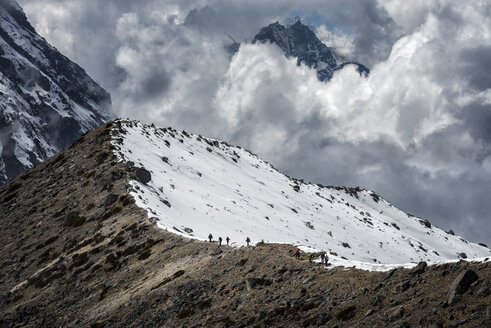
[208,234,251,246]
[207,233,329,266]
[296,248,330,267]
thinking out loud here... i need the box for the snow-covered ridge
[113,120,490,270]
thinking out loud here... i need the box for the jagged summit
[113,120,489,269]
[253,20,369,81]
[284,16,316,30]
[183,6,368,81]
[0,0,111,184]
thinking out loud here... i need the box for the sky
[17,0,491,245]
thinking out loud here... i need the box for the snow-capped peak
[252,20,369,81]
[113,120,490,271]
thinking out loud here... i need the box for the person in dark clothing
[320,253,325,264]
[226,236,230,245]
[218,237,222,246]
[325,254,329,267]
[295,248,300,259]
[246,237,251,246]
[208,234,213,242]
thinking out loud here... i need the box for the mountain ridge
[0,120,490,327]
[0,0,111,184]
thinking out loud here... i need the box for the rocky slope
[253,21,369,81]
[0,0,111,184]
[0,121,490,327]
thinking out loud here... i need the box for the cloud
[16,0,491,245]
[316,25,356,60]
[212,1,491,245]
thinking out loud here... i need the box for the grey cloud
[458,46,491,91]
[138,68,171,101]
[283,135,491,246]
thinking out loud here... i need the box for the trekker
[320,253,325,264]
[226,237,230,246]
[295,248,300,259]
[325,254,329,267]
[218,237,222,246]
[208,233,213,242]
[308,253,312,263]
[246,237,251,246]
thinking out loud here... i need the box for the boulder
[477,278,490,297]
[245,277,271,290]
[103,194,118,206]
[427,323,443,328]
[64,212,85,227]
[389,306,404,321]
[315,313,331,325]
[409,261,427,275]
[336,304,356,321]
[447,269,479,305]
[419,219,432,228]
[384,268,397,281]
[135,167,151,184]
[394,280,410,294]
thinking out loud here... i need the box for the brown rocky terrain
[0,122,490,328]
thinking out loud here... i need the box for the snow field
[114,120,490,271]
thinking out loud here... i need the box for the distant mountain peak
[253,20,369,81]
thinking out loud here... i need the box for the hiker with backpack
[246,237,251,246]
[226,236,230,245]
[295,248,300,260]
[208,233,213,242]
[218,237,222,246]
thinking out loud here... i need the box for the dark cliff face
[0,0,111,184]
[253,21,369,81]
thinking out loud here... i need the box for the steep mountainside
[0,0,111,184]
[114,121,490,269]
[253,21,369,81]
[0,121,490,327]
